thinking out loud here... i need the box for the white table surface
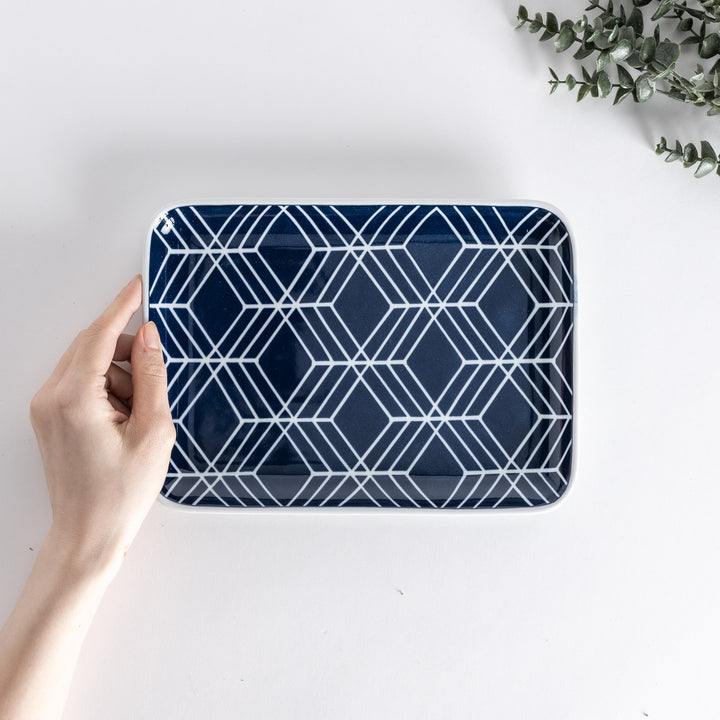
[2,1,719,717]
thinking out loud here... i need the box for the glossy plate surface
[146,203,575,509]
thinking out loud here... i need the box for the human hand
[29,276,176,578]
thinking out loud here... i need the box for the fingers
[38,285,140,396]
[71,276,143,378]
[105,362,133,402]
[113,333,136,362]
[127,322,175,440]
[107,391,131,418]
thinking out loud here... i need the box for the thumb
[129,322,173,435]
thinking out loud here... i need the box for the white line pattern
[148,204,574,509]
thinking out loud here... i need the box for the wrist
[43,524,127,586]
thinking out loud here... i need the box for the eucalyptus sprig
[655,136,720,175]
[516,0,720,178]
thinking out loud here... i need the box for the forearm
[0,528,120,720]
[2,278,175,718]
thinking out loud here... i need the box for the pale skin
[0,276,176,720]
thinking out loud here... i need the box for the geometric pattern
[146,203,574,509]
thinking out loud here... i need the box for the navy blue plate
[146,203,575,509]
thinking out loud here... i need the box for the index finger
[71,276,143,377]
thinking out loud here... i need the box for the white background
[1,1,719,718]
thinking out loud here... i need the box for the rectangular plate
[146,202,575,509]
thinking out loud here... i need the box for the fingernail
[144,321,161,350]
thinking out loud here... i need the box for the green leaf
[655,136,668,154]
[688,6,708,20]
[574,44,595,60]
[588,17,604,43]
[655,61,677,81]
[617,65,634,88]
[528,19,543,33]
[613,86,633,104]
[678,18,693,32]
[627,7,644,34]
[655,41,680,68]
[667,90,687,101]
[700,139,717,159]
[517,5,528,22]
[582,66,593,83]
[682,143,698,166]
[694,156,718,177]
[594,33,612,50]
[691,65,705,83]
[555,25,576,52]
[549,81,559,94]
[665,150,682,162]
[597,70,612,97]
[597,49,611,71]
[635,73,655,101]
[618,26,637,44]
[700,33,720,59]
[626,51,643,69]
[549,67,559,81]
[640,36,656,63]
[651,0,675,21]
[577,84,591,101]
[566,74,577,90]
[608,23,619,43]
[545,12,559,33]
[610,39,634,61]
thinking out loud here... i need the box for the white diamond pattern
[148,204,574,509]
